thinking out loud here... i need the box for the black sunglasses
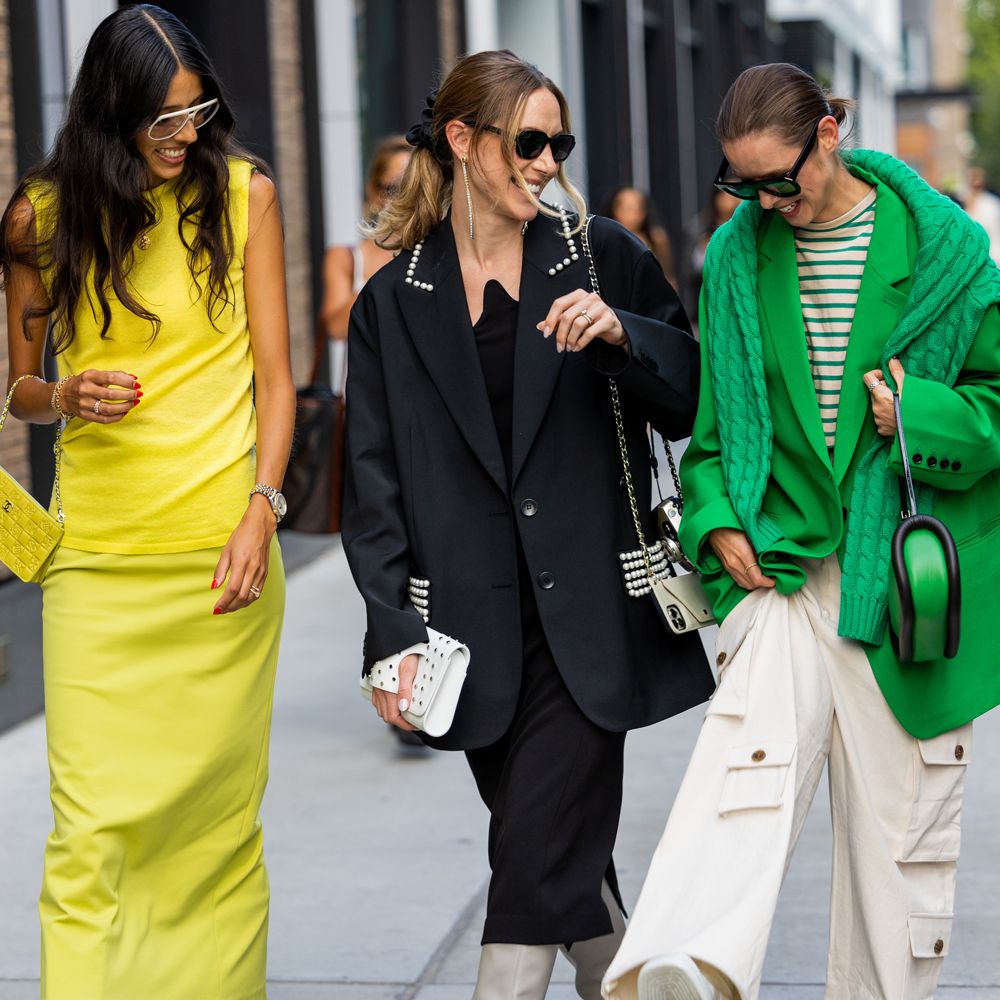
[714,119,821,201]
[481,124,576,163]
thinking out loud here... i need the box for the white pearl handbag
[358,627,470,737]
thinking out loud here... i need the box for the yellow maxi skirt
[39,538,285,1000]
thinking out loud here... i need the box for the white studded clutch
[358,627,470,737]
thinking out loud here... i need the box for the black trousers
[466,592,626,946]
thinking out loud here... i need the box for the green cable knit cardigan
[702,149,1000,644]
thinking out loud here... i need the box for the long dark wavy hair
[0,4,269,353]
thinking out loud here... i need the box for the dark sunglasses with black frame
[714,118,822,201]
[480,124,576,163]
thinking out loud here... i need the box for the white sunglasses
[146,98,219,141]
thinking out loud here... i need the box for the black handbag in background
[282,322,347,534]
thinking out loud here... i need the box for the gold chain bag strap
[0,374,64,582]
[579,217,715,634]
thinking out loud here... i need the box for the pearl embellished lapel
[547,206,581,276]
[401,205,584,293]
[403,241,434,292]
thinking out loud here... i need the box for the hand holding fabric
[708,527,776,591]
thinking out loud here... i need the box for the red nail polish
[133,382,142,389]
[135,391,143,398]
[213,608,222,615]
[128,373,137,378]
[133,398,141,405]
[211,578,218,590]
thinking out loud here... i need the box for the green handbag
[887,393,960,662]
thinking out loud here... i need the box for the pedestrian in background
[605,185,676,283]
[342,49,712,1000]
[320,136,429,751]
[320,134,412,341]
[605,62,1000,1000]
[685,185,739,323]
[966,166,1000,264]
[0,5,294,998]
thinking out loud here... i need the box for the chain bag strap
[579,216,714,633]
[0,374,65,583]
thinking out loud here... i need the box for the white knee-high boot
[472,943,559,1000]
[562,880,628,999]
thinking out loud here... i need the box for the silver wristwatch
[249,482,287,523]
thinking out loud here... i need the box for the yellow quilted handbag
[0,375,63,583]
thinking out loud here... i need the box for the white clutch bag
[358,627,470,737]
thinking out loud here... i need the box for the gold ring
[579,308,593,327]
[744,562,758,574]
[249,585,262,599]
[93,399,101,414]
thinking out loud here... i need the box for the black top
[474,279,519,481]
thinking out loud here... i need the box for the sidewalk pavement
[1,541,997,999]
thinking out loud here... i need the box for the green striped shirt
[794,188,877,448]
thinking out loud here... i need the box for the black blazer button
[940,458,950,470]
[538,571,555,590]
[520,499,538,517]
[927,456,937,468]
[952,460,962,471]
[912,453,923,465]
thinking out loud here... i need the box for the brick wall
[267,0,314,387]
[0,0,32,491]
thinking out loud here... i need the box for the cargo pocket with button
[718,740,796,816]
[899,724,972,862]
[907,912,952,958]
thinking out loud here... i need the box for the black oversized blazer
[342,211,714,750]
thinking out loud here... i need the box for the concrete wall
[268,0,314,385]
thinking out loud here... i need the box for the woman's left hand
[536,289,628,354]
[863,357,906,437]
[212,499,276,614]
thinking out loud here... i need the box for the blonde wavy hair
[366,50,587,251]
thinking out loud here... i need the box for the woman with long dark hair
[0,6,294,996]
[342,50,712,999]
[604,62,1000,1000]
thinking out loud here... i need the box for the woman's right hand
[708,527,776,591]
[62,370,141,423]
[370,652,419,731]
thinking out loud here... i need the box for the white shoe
[637,953,717,1000]
[472,943,559,1000]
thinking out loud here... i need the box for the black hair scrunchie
[405,89,438,152]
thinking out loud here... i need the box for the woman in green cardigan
[603,63,1000,1000]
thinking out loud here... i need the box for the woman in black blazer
[342,50,713,1000]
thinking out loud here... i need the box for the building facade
[895,0,972,193]
[767,0,901,152]
[317,0,774,312]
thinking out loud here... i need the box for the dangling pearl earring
[462,156,474,240]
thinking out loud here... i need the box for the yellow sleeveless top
[28,158,258,554]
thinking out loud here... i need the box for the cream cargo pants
[603,556,970,1000]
